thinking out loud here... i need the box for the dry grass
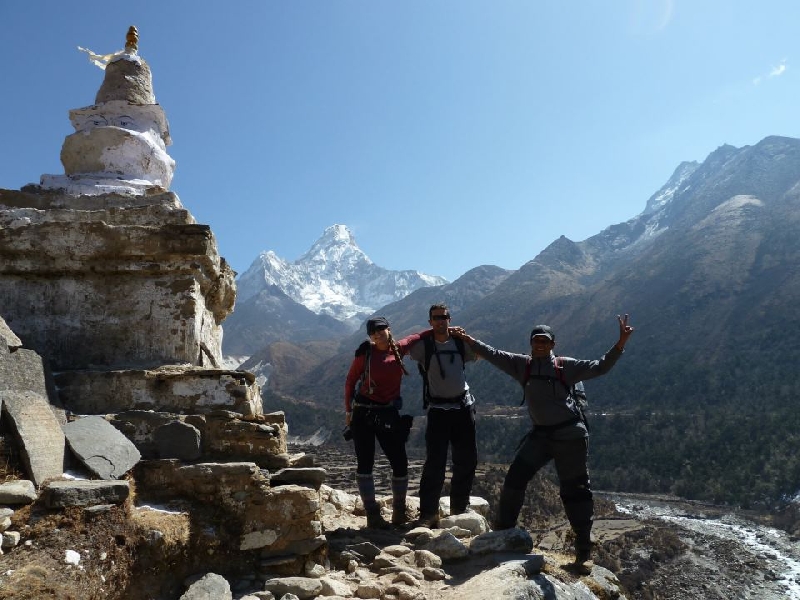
[0,434,26,482]
[0,503,142,600]
[129,505,191,548]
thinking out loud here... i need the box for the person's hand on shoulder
[449,326,476,345]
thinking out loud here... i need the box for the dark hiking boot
[449,503,469,516]
[366,510,391,530]
[573,536,594,575]
[392,504,410,527]
[390,477,409,527]
[574,547,594,575]
[414,513,439,529]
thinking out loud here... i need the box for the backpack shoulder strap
[417,337,434,409]
[353,341,372,397]
[453,336,466,369]
[421,336,435,372]
[520,358,532,405]
[553,355,571,393]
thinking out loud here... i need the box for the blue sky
[1,1,797,281]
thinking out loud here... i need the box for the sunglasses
[430,315,451,321]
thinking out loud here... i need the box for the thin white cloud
[754,59,788,85]
[769,61,787,78]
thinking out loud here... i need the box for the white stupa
[39,26,175,196]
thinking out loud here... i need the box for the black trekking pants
[503,431,593,540]
[351,405,408,479]
[418,404,477,516]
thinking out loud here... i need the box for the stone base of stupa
[0,188,235,372]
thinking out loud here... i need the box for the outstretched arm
[449,327,529,383]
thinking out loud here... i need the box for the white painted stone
[239,529,279,551]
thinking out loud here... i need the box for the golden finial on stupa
[125,26,139,53]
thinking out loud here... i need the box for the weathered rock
[270,468,327,490]
[320,485,357,513]
[385,584,425,600]
[421,566,446,581]
[108,409,283,464]
[1,390,65,485]
[263,576,323,599]
[439,495,490,518]
[444,557,566,600]
[43,480,130,508]
[419,531,469,561]
[134,461,321,554]
[2,531,21,549]
[257,554,305,579]
[303,559,325,578]
[439,511,489,536]
[55,367,261,417]
[355,581,384,599]
[64,416,141,479]
[0,516,11,533]
[469,527,534,556]
[344,542,382,563]
[383,544,413,558]
[0,347,62,422]
[0,316,21,348]
[0,480,36,504]
[179,572,232,600]
[372,552,397,569]
[589,565,626,598]
[413,549,442,569]
[319,577,354,597]
[155,420,201,460]
[241,593,275,600]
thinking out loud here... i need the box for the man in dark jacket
[451,314,634,573]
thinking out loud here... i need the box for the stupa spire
[39,27,174,196]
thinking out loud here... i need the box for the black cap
[367,316,390,335]
[530,324,554,341]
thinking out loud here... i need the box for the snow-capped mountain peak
[236,225,447,325]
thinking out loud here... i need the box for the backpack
[353,340,373,396]
[417,336,466,409]
[521,355,589,427]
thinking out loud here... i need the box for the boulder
[43,480,130,508]
[179,572,232,600]
[0,390,65,486]
[64,416,141,479]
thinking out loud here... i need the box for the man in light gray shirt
[407,303,479,528]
